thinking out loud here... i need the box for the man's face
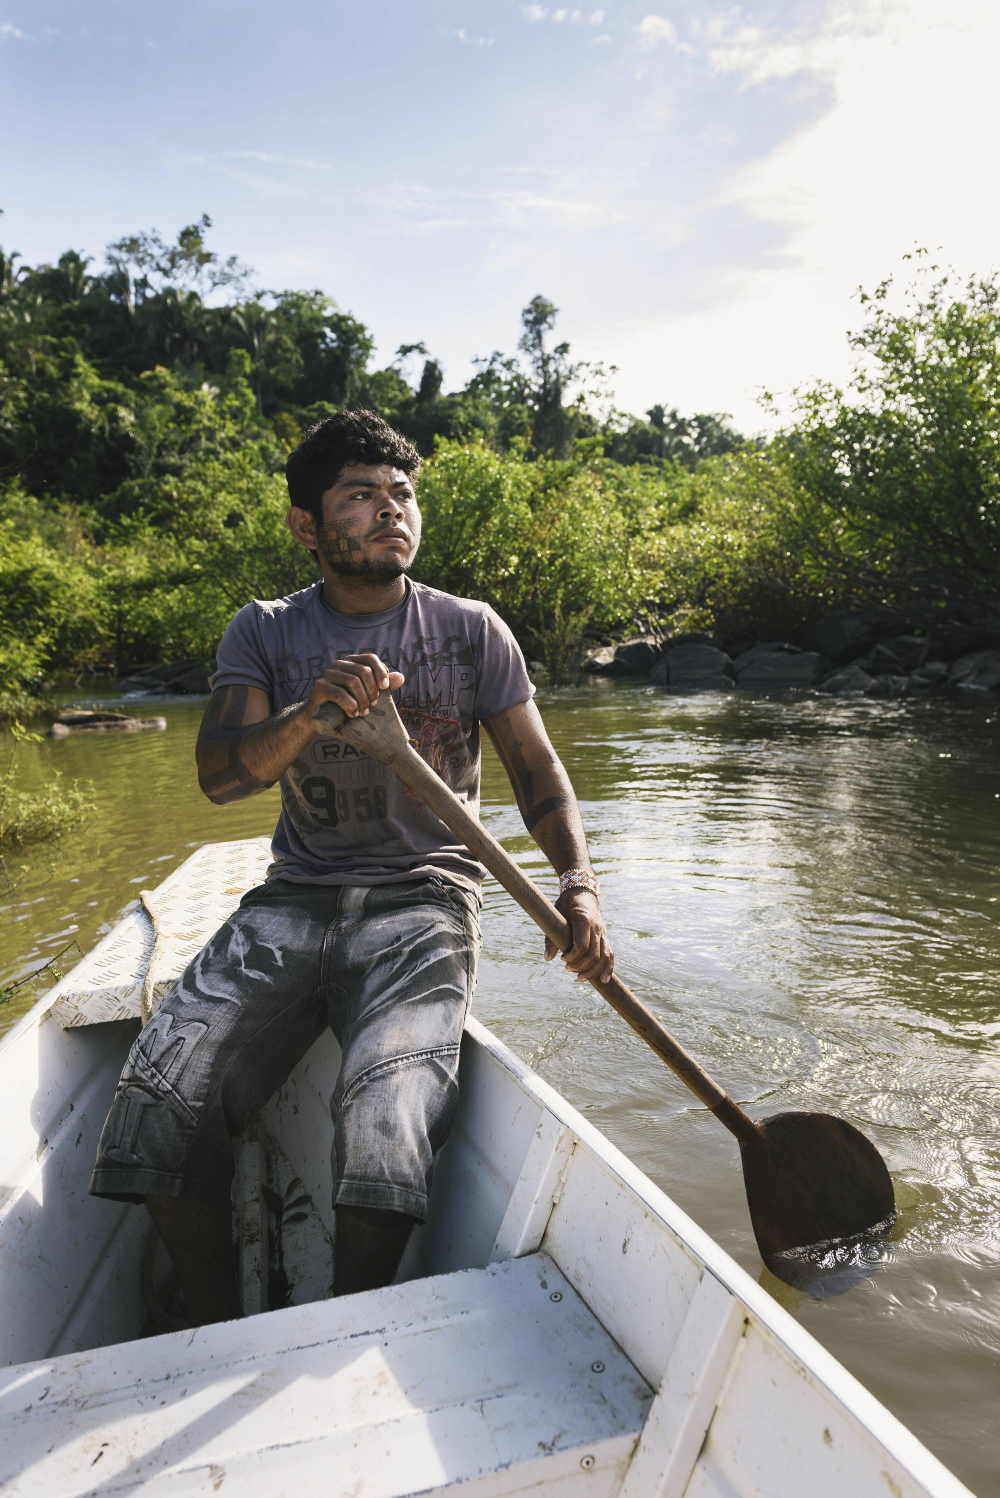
[293,463,422,582]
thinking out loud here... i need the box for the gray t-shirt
[210,578,534,893]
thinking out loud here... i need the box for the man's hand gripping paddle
[312,694,895,1268]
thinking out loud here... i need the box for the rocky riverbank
[575,608,1000,698]
[116,660,215,694]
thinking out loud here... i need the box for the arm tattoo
[486,704,594,877]
[495,721,567,843]
[196,685,304,805]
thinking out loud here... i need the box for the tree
[784,257,1000,600]
[267,290,374,410]
[465,295,612,457]
[105,213,251,311]
[606,404,746,468]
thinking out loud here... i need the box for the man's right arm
[195,654,404,805]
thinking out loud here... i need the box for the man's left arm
[484,698,614,984]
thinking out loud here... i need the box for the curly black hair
[285,409,421,524]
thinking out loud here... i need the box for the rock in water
[171,665,212,694]
[584,638,663,677]
[867,674,910,698]
[812,609,904,664]
[731,642,800,671]
[651,644,735,691]
[863,642,906,676]
[56,710,132,725]
[949,650,1000,691]
[49,710,167,737]
[115,658,215,694]
[736,651,822,689]
[909,661,949,688]
[818,664,876,696]
[581,646,617,674]
[611,638,663,676]
[889,635,934,671]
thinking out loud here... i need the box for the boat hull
[0,843,973,1497]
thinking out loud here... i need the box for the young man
[90,409,613,1325]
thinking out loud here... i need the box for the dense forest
[2,215,998,712]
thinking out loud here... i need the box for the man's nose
[378,495,405,520]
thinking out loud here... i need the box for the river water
[2,681,998,1494]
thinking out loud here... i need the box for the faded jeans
[89,878,481,1219]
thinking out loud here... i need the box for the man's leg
[147,1196,242,1325]
[90,881,334,1327]
[326,880,481,1291]
[334,1205,417,1297]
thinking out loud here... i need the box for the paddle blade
[740,1111,895,1261]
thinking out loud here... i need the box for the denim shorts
[89,877,481,1220]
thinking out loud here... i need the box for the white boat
[0,838,972,1498]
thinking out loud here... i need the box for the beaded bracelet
[558,867,600,899]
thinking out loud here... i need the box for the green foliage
[3,216,992,680]
[779,257,1000,602]
[0,769,95,848]
[0,484,105,681]
[0,722,95,865]
[649,447,847,641]
[107,452,318,660]
[641,260,1000,639]
[606,404,748,469]
[0,691,48,726]
[413,440,673,674]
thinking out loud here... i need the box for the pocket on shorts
[411,878,481,1003]
[443,882,481,934]
[444,886,481,1000]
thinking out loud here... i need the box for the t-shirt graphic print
[211,579,534,892]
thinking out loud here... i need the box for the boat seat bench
[0,1254,652,1498]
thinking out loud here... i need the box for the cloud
[637,14,678,49]
[224,150,335,172]
[447,28,494,46]
[690,2,890,89]
[606,0,1000,432]
[368,177,611,227]
[590,32,612,44]
[697,17,818,86]
[636,4,884,81]
[521,5,605,23]
[0,21,31,40]
[169,153,311,199]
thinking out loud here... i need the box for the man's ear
[286,506,318,550]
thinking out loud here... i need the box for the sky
[1,0,997,434]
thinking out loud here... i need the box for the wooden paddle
[312,694,895,1262]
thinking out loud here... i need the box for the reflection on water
[2,680,998,1495]
[766,1226,897,1300]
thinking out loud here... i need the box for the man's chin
[331,554,412,583]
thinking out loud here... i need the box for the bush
[780,263,1000,605]
[0,771,95,847]
[649,446,851,642]
[100,451,317,662]
[414,439,672,673]
[0,484,107,683]
[0,723,95,860]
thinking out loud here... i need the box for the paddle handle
[391,740,761,1146]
